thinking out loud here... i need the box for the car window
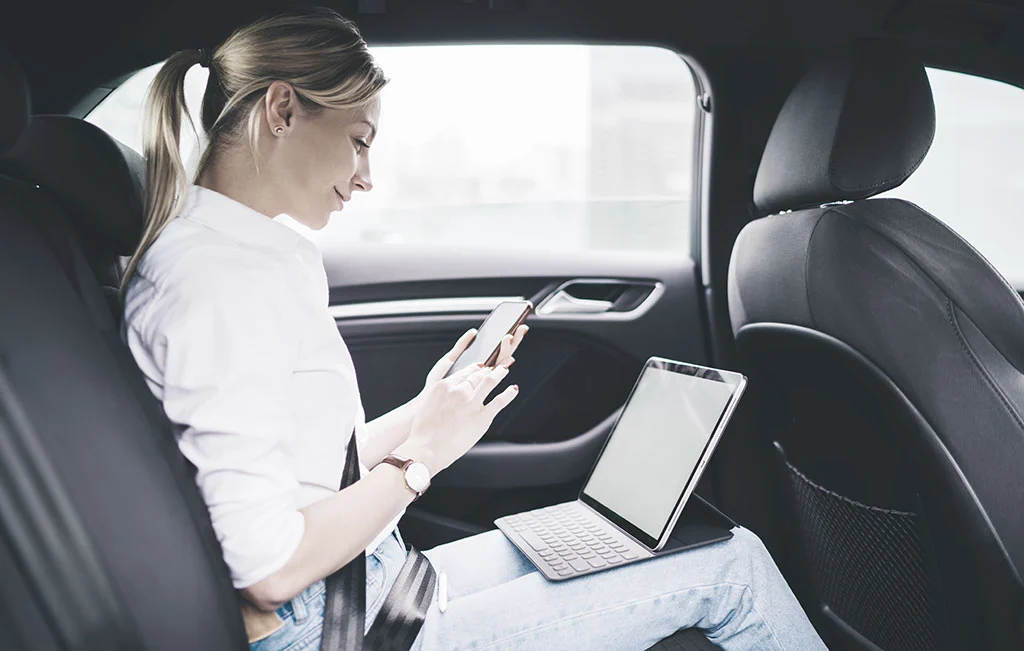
[878,69,1024,286]
[86,45,697,255]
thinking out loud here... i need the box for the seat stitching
[945,299,1024,433]
[803,209,831,329]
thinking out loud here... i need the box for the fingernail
[512,384,520,391]
[505,358,516,368]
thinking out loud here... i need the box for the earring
[275,126,284,134]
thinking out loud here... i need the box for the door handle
[535,290,613,315]
[533,279,664,321]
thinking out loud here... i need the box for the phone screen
[445,301,532,377]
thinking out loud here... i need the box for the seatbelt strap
[320,431,436,651]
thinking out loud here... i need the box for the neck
[196,148,283,220]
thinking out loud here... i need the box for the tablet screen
[581,362,740,548]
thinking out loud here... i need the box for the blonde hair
[121,7,387,293]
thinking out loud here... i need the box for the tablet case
[654,494,736,557]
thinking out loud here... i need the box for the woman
[123,8,827,650]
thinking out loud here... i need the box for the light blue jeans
[251,526,828,651]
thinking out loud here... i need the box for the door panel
[328,244,709,548]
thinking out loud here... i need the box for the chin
[304,208,333,231]
[311,212,332,231]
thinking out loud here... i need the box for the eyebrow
[358,120,377,140]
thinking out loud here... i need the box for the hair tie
[198,48,212,69]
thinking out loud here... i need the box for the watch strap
[379,454,423,499]
[380,454,413,472]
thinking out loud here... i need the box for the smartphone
[444,300,533,378]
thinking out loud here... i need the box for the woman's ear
[265,81,296,132]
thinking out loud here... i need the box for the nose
[352,157,373,194]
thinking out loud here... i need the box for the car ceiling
[4,0,1024,115]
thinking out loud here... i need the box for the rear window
[879,69,1024,286]
[86,45,698,255]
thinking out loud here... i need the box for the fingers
[454,329,477,356]
[492,333,515,367]
[509,324,528,354]
[449,329,477,360]
[445,359,486,384]
[493,325,529,366]
[472,364,510,400]
[499,334,513,364]
[428,329,478,380]
[455,364,492,392]
[484,384,520,418]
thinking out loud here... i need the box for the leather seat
[728,40,1024,650]
[0,57,248,650]
[4,112,146,322]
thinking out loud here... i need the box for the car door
[331,245,710,547]
[300,43,710,548]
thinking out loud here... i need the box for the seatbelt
[320,432,436,651]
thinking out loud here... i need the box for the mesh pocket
[784,460,939,651]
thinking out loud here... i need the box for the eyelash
[354,139,370,153]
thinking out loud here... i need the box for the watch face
[406,462,431,493]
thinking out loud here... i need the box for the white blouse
[124,185,401,589]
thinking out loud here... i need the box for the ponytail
[120,8,386,296]
[120,48,204,295]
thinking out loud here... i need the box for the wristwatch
[379,454,431,500]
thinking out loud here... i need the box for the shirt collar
[183,185,308,253]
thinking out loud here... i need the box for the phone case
[482,306,532,367]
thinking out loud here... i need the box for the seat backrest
[0,57,248,651]
[3,113,147,323]
[728,40,1024,651]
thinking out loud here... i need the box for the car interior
[1,1,1023,650]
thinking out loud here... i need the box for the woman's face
[262,83,380,230]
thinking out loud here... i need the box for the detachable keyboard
[496,501,653,581]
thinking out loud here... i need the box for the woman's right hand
[396,362,519,474]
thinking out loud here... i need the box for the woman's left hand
[420,324,529,396]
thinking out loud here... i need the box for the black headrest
[2,116,145,256]
[0,53,31,154]
[753,40,936,215]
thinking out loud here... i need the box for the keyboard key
[580,551,596,559]
[621,550,639,560]
[569,558,590,573]
[520,529,550,552]
[586,557,607,568]
[556,568,573,577]
[600,551,618,559]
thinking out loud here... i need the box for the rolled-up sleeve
[144,270,305,589]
